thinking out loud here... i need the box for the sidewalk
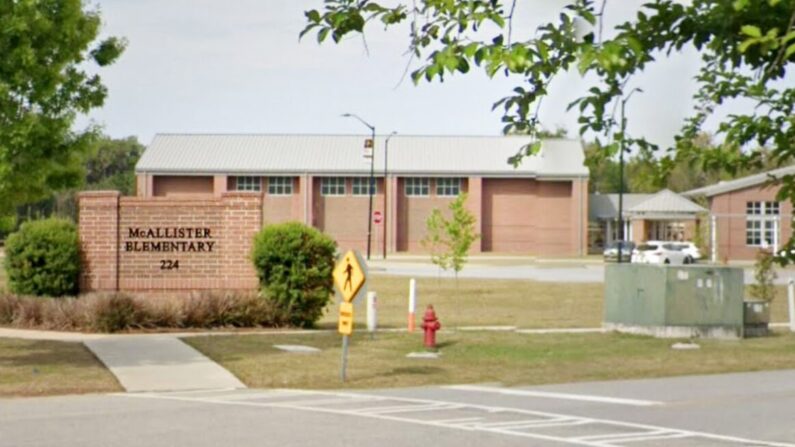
[84,336,245,393]
[0,328,245,393]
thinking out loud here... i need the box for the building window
[235,176,261,192]
[436,178,462,196]
[405,177,430,196]
[321,177,346,196]
[267,177,293,195]
[746,201,779,247]
[351,177,377,196]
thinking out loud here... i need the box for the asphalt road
[3,369,794,446]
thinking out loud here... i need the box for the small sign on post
[408,278,417,332]
[338,302,354,335]
[366,291,377,336]
[332,250,367,382]
[373,210,383,224]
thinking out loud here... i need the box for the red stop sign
[373,211,383,224]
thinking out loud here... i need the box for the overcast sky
[81,1,710,148]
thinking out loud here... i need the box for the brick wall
[481,178,585,255]
[710,184,792,261]
[395,178,461,252]
[78,191,120,291]
[78,191,262,292]
[152,175,214,197]
[314,178,385,253]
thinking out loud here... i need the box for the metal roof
[589,190,704,220]
[630,189,706,215]
[588,194,653,220]
[683,165,795,197]
[136,134,589,178]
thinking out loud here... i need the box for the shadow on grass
[0,340,96,370]
[384,366,445,376]
[435,340,457,349]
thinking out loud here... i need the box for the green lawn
[0,338,121,397]
[318,276,605,330]
[185,330,795,390]
[317,276,793,330]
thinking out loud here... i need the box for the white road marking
[117,390,795,447]
[573,430,673,442]
[445,384,662,407]
[610,432,694,443]
[431,417,483,425]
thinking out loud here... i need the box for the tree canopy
[15,135,144,223]
[302,0,795,255]
[0,0,125,214]
[302,0,794,160]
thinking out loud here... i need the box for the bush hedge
[4,218,80,296]
[251,222,336,327]
[0,291,282,333]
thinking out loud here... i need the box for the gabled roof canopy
[135,134,589,179]
[589,189,705,220]
[683,165,795,197]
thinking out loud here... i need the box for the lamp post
[384,131,397,259]
[616,88,642,263]
[342,113,376,260]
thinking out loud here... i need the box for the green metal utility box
[604,264,745,338]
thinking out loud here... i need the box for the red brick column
[467,177,483,253]
[387,176,399,253]
[570,178,589,256]
[213,175,228,197]
[78,191,120,292]
[221,192,262,289]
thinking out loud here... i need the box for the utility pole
[617,88,642,263]
[342,113,376,260]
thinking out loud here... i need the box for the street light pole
[384,131,397,259]
[342,113,376,260]
[616,88,641,264]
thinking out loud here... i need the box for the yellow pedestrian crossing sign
[333,250,366,303]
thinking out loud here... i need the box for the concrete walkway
[84,336,245,393]
[0,328,245,393]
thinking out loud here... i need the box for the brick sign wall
[78,191,262,292]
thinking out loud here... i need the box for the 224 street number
[160,260,180,270]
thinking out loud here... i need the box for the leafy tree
[302,0,795,258]
[0,0,125,215]
[84,136,146,194]
[421,208,450,273]
[749,249,777,303]
[14,135,144,224]
[421,193,479,281]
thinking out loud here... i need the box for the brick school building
[79,134,589,292]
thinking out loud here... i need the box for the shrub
[4,218,80,297]
[421,193,479,281]
[0,291,282,332]
[251,222,336,327]
[749,249,777,302]
[89,294,143,332]
[0,214,17,241]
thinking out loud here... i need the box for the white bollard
[366,291,377,334]
[408,278,417,332]
[788,278,795,333]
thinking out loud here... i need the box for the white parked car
[631,241,690,265]
[672,242,701,264]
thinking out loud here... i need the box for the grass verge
[0,338,121,397]
[318,277,605,329]
[317,277,793,329]
[185,330,795,390]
